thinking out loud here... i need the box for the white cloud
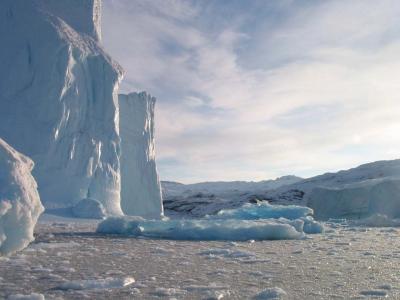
[102,0,400,183]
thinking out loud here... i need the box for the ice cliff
[119,92,163,218]
[0,0,165,219]
[0,0,123,215]
[308,178,400,220]
[0,138,44,256]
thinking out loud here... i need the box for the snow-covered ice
[0,138,44,256]
[119,92,163,218]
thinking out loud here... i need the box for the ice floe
[253,287,287,299]
[97,202,323,241]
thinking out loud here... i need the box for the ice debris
[7,293,45,300]
[253,287,288,299]
[56,277,135,290]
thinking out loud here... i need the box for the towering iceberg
[0,138,44,256]
[0,0,123,215]
[119,92,163,218]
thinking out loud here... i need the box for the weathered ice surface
[37,0,102,41]
[0,138,44,256]
[0,0,123,215]
[119,92,163,218]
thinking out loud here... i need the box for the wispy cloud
[103,0,400,183]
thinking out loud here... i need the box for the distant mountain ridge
[162,175,303,197]
[162,159,400,217]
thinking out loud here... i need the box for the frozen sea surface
[0,218,399,299]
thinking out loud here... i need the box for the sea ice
[7,293,45,300]
[253,287,287,299]
[0,138,44,256]
[359,290,388,297]
[198,248,255,259]
[56,277,135,290]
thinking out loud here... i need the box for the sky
[102,0,400,184]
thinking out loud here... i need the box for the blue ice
[97,202,324,241]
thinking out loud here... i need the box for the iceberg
[97,202,323,241]
[97,217,305,241]
[307,178,400,220]
[214,202,313,220]
[119,92,163,218]
[0,138,44,255]
[0,0,123,215]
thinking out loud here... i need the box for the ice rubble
[253,287,287,299]
[56,277,135,290]
[351,214,400,227]
[308,178,400,220]
[0,0,123,215]
[8,294,45,300]
[0,138,44,256]
[97,202,323,240]
[119,92,163,218]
